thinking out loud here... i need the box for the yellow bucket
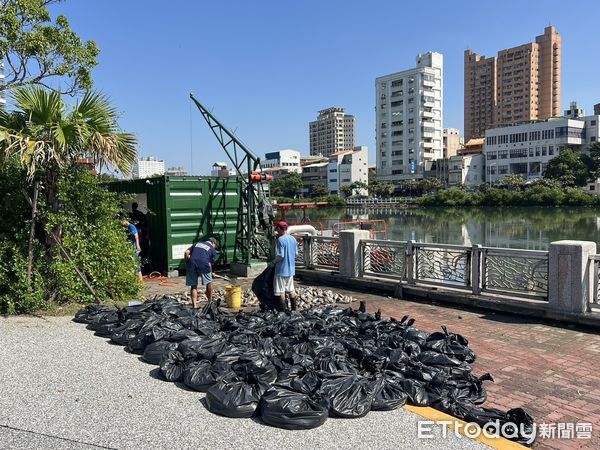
[225,285,242,309]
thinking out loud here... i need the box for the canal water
[282,206,600,250]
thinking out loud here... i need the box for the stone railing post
[406,240,416,284]
[339,230,370,277]
[303,235,313,269]
[471,244,482,295]
[549,240,597,314]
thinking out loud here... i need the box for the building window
[548,145,554,155]
[592,120,597,126]
[542,146,547,156]
[390,101,403,107]
[535,146,541,156]
[592,137,597,142]
[529,147,534,157]
[499,150,508,159]
[391,79,403,87]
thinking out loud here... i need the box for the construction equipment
[189,94,275,272]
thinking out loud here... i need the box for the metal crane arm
[189,94,274,265]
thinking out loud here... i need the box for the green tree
[339,184,353,198]
[371,181,394,198]
[0,86,137,305]
[350,180,368,196]
[310,184,328,197]
[0,0,99,95]
[544,149,593,187]
[419,177,443,192]
[499,174,526,190]
[588,142,600,178]
[270,172,303,198]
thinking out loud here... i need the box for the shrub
[46,168,141,305]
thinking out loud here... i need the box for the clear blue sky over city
[53,0,600,175]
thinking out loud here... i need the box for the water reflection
[282,206,600,250]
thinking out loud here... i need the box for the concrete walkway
[0,315,486,450]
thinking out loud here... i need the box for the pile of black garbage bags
[74,298,534,444]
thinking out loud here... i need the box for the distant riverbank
[418,185,600,207]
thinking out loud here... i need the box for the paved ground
[2,275,598,449]
[142,275,600,450]
[0,315,486,450]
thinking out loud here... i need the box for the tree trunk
[45,167,62,253]
[26,180,40,284]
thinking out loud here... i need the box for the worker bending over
[184,237,218,308]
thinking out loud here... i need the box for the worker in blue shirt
[122,219,143,283]
[271,221,298,312]
[184,237,218,308]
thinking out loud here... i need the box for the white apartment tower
[132,156,165,178]
[375,52,443,182]
[309,107,355,156]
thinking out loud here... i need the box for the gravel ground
[0,315,488,450]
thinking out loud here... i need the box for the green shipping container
[106,176,242,274]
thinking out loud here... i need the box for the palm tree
[0,86,137,282]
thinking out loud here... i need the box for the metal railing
[591,255,600,305]
[481,247,548,300]
[302,237,551,301]
[305,236,340,270]
[412,242,472,289]
[361,239,406,279]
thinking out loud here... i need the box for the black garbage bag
[159,350,187,382]
[370,376,409,411]
[396,378,431,406]
[110,319,144,346]
[436,400,535,445]
[183,360,232,392]
[87,309,123,331]
[276,366,321,395]
[142,341,179,365]
[404,326,428,347]
[231,352,278,385]
[178,334,227,362]
[74,305,117,324]
[168,329,201,342]
[151,319,185,342]
[425,325,476,363]
[259,387,329,430]
[251,266,277,311]
[319,373,374,418]
[205,375,270,418]
[127,315,166,353]
[122,303,155,321]
[418,351,463,368]
[94,321,122,337]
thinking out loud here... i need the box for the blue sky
[52,0,600,174]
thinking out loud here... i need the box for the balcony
[422,78,435,88]
[422,110,435,119]
[422,131,435,139]
[422,140,434,149]
[422,98,435,108]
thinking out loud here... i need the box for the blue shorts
[186,269,212,287]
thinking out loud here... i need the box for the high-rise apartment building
[376,52,443,182]
[464,26,561,141]
[309,107,355,156]
[132,156,165,178]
